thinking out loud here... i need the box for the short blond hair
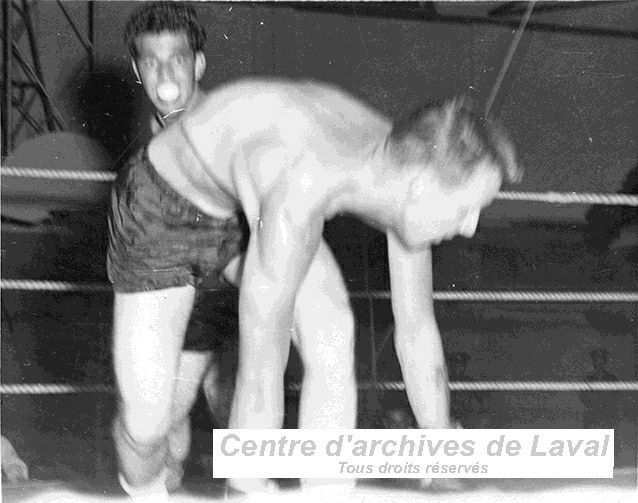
[388,98,522,187]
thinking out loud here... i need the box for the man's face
[132,31,204,116]
[400,162,502,248]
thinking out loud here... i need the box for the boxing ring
[1,164,637,501]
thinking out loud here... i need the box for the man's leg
[293,241,357,490]
[166,349,212,491]
[202,360,235,429]
[294,240,356,429]
[112,286,195,493]
[206,255,241,428]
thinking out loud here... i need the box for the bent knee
[118,408,170,445]
[125,424,166,447]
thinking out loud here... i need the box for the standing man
[108,78,521,497]
[116,2,239,495]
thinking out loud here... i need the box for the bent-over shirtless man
[107,78,520,497]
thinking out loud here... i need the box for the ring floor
[3,386,637,502]
[2,469,637,502]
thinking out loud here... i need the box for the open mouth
[156,82,180,103]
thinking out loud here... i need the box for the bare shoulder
[296,79,390,123]
[188,77,389,131]
[177,78,389,222]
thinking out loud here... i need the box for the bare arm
[230,181,323,430]
[387,233,452,429]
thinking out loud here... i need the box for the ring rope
[2,380,637,395]
[353,290,638,303]
[355,381,638,392]
[1,166,117,182]
[2,279,637,303]
[497,190,638,207]
[1,383,113,395]
[2,166,637,206]
[1,279,113,292]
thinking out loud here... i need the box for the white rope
[1,166,116,182]
[0,279,113,292]
[0,383,113,395]
[2,166,638,206]
[354,290,638,303]
[355,381,638,392]
[3,279,637,303]
[497,190,638,207]
[3,380,637,395]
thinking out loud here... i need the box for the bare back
[148,78,391,222]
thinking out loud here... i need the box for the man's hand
[419,421,465,492]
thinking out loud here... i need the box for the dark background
[2,0,636,489]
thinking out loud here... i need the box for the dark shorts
[107,146,246,350]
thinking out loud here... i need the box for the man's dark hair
[388,99,522,188]
[124,1,206,58]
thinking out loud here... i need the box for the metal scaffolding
[1,0,94,158]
